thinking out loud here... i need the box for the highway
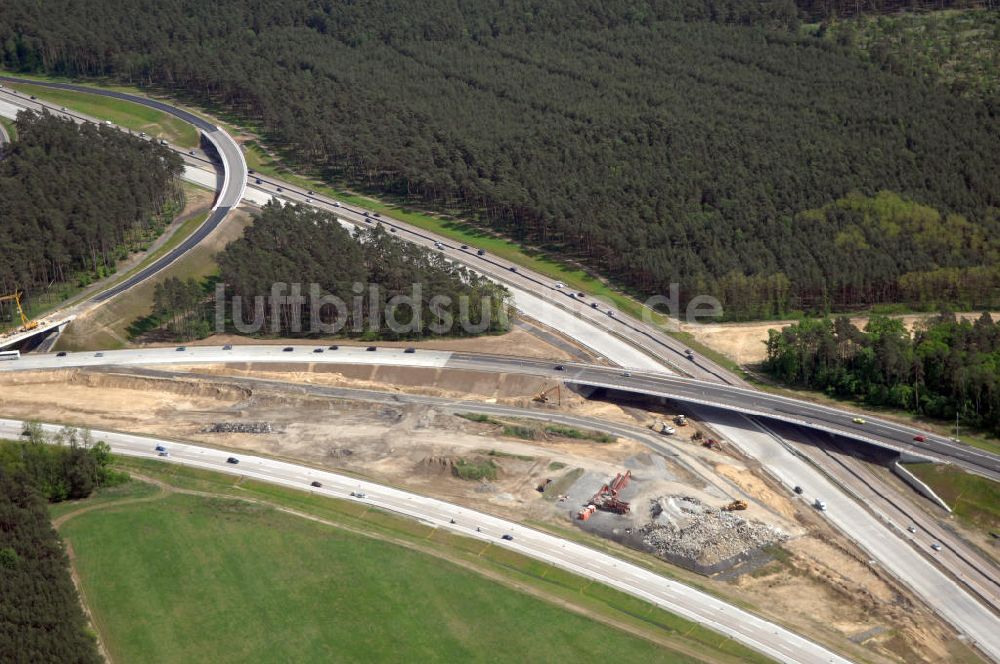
[764,420,1000,616]
[1,79,998,659]
[4,344,996,480]
[239,170,736,381]
[0,417,849,664]
[0,77,247,305]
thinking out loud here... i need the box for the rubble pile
[203,422,274,434]
[641,495,787,566]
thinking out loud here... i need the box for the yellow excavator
[533,384,561,406]
[0,291,37,333]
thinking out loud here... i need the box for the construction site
[0,360,972,662]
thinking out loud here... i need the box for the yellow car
[852,417,866,424]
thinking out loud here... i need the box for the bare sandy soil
[0,366,968,663]
[682,312,999,365]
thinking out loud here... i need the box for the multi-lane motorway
[2,79,1000,661]
[0,417,850,664]
[5,344,996,480]
[0,76,248,304]
[5,77,990,479]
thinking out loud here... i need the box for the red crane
[589,470,632,515]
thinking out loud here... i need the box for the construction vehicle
[577,504,596,520]
[533,385,561,406]
[588,471,632,515]
[722,500,747,511]
[673,414,687,426]
[702,438,721,451]
[0,291,37,333]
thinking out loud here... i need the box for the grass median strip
[69,457,775,663]
[7,81,199,148]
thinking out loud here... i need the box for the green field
[7,81,199,148]
[60,491,704,663]
[56,458,775,664]
[906,463,1000,535]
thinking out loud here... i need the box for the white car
[554,281,565,289]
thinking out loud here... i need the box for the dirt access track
[0,365,972,663]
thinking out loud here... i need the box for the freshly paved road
[4,344,995,479]
[1,80,998,659]
[0,417,849,664]
[0,77,247,305]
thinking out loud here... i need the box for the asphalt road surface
[1,81,998,659]
[0,417,850,664]
[0,77,247,305]
[5,345,996,479]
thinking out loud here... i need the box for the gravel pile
[203,422,273,434]
[641,495,787,565]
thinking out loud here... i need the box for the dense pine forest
[813,8,1000,104]
[215,202,512,338]
[0,110,183,314]
[796,0,993,20]
[1,2,999,317]
[0,426,120,664]
[764,312,1000,432]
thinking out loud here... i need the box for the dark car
[577,292,585,298]
[30,95,37,100]
[226,457,240,464]
[404,347,416,354]
[390,228,397,233]
[310,481,322,488]
[276,186,284,192]
[363,211,369,217]
[313,348,324,353]
[554,365,565,371]
[793,486,803,494]
[56,351,67,357]
[461,244,469,250]
[307,190,314,195]
[328,345,339,350]
[283,346,294,352]
[501,534,514,541]
[155,444,167,452]
[176,346,186,351]
[366,346,377,351]
[222,344,232,350]
[255,178,262,185]
[373,212,381,218]
[509,266,517,272]
[477,249,486,256]
[913,435,926,442]
[590,302,599,309]
[248,169,255,174]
